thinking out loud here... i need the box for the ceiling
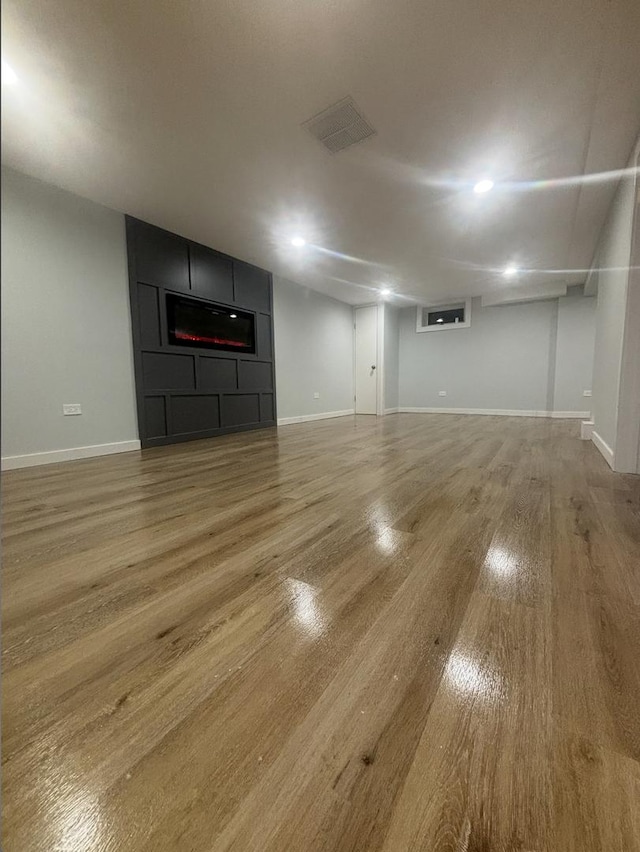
[2,0,640,305]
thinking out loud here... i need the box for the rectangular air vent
[302,96,376,154]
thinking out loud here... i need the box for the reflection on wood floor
[2,413,640,851]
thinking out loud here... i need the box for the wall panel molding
[126,217,276,447]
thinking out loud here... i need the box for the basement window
[416,299,471,332]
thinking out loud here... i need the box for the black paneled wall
[126,217,276,447]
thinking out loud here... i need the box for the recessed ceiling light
[380,288,391,296]
[291,236,306,247]
[229,313,237,318]
[503,265,519,277]
[473,179,494,194]
[2,60,18,86]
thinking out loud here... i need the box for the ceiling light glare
[290,236,306,247]
[2,60,18,86]
[473,179,494,194]
[229,313,237,318]
[503,265,518,277]
[380,288,391,296]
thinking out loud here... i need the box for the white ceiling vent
[302,97,376,154]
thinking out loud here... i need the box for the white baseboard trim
[550,411,591,419]
[277,409,355,427]
[591,430,615,469]
[580,420,594,441]
[397,407,589,419]
[384,407,400,415]
[1,439,142,471]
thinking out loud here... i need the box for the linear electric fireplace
[166,293,256,354]
[127,216,275,447]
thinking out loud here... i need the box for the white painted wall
[590,166,635,455]
[398,295,595,415]
[1,167,139,467]
[1,170,357,463]
[0,164,608,468]
[589,140,639,471]
[272,276,354,423]
[383,304,400,411]
[553,294,597,412]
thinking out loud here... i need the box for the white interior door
[355,305,378,414]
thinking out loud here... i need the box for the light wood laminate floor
[2,414,640,852]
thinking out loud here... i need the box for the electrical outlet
[583,390,592,397]
[63,403,82,416]
[438,390,447,397]
[313,392,320,399]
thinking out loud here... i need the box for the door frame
[353,302,386,416]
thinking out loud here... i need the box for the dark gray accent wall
[126,217,276,447]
